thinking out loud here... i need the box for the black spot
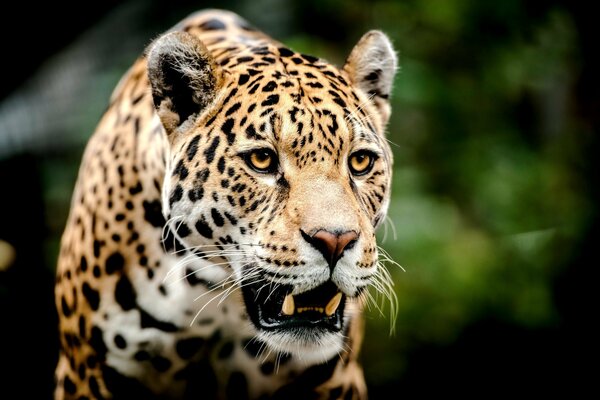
[61,376,76,396]
[176,222,191,238]
[217,156,226,174]
[211,208,225,227]
[204,136,220,164]
[261,94,279,106]
[187,135,201,161]
[226,371,248,400]
[78,363,87,380]
[173,159,189,180]
[248,200,260,212]
[82,283,100,311]
[129,181,143,195]
[205,114,217,127]
[134,350,150,361]
[163,228,186,254]
[114,334,127,349]
[224,212,238,225]
[80,256,88,272]
[199,18,226,30]
[169,184,183,206]
[61,296,72,317]
[238,74,250,85]
[333,97,347,108]
[278,47,294,57]
[245,124,260,140]
[93,240,102,258]
[79,315,87,338]
[115,275,136,311]
[185,268,207,286]
[158,284,167,296]
[197,168,210,182]
[93,265,101,278]
[364,70,380,82]
[151,356,172,372]
[262,81,277,92]
[188,187,204,202]
[89,376,104,399]
[237,56,254,63]
[221,87,238,107]
[105,252,125,274]
[222,118,236,145]
[291,57,303,64]
[176,337,205,360]
[242,339,263,358]
[143,200,165,228]
[279,352,292,365]
[195,218,214,239]
[86,355,97,369]
[115,213,126,221]
[225,102,241,117]
[90,326,107,359]
[301,54,319,63]
[298,356,338,387]
[260,361,275,375]
[218,341,234,359]
[139,307,179,332]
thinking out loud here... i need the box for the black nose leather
[301,229,359,270]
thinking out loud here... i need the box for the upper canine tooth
[325,292,343,316]
[282,294,295,315]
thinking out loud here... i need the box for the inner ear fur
[343,31,398,127]
[147,31,223,135]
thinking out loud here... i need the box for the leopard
[54,9,397,399]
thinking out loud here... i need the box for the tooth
[282,294,295,315]
[325,292,343,316]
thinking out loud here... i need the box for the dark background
[0,0,597,398]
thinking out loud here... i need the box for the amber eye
[245,149,278,173]
[349,150,377,176]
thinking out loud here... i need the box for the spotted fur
[55,9,397,399]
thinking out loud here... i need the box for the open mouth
[241,278,346,333]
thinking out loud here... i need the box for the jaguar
[55,9,397,399]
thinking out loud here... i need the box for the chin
[257,329,345,364]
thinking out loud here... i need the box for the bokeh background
[0,0,596,398]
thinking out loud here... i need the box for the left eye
[348,151,377,176]
[245,148,278,173]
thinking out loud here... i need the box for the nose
[301,229,359,270]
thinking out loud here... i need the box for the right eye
[244,149,278,174]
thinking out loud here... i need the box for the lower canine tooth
[325,292,343,316]
[282,294,295,315]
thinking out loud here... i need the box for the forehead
[213,43,379,152]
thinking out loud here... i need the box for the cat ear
[147,31,223,136]
[343,31,398,126]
